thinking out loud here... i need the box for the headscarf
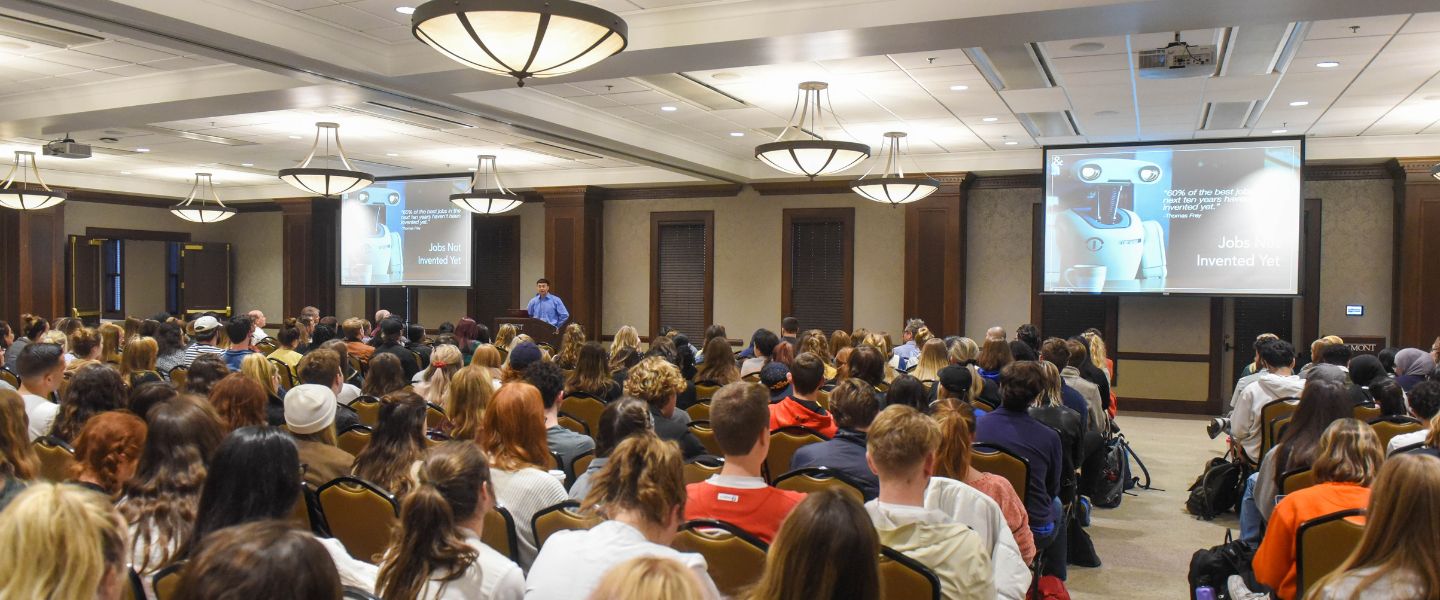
[1395,348,1435,378]
[1347,354,1385,387]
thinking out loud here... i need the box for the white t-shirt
[316,535,379,593]
[337,383,361,405]
[1387,429,1429,454]
[526,521,720,600]
[410,531,524,600]
[23,393,58,441]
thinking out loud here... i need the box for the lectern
[494,310,563,348]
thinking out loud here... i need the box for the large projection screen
[339,178,472,287]
[1043,138,1302,296]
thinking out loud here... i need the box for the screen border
[1039,135,1306,298]
[335,175,478,289]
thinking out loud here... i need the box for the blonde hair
[1307,454,1440,600]
[1312,419,1383,486]
[98,323,124,364]
[1310,335,1345,366]
[949,337,980,365]
[1082,331,1108,372]
[38,329,66,349]
[418,345,463,405]
[1037,361,1063,407]
[913,338,949,382]
[0,390,38,480]
[581,433,685,526]
[622,355,685,409]
[799,331,833,365]
[493,324,517,351]
[610,325,640,357]
[445,365,494,442]
[120,336,158,377]
[0,482,128,600]
[865,405,940,475]
[240,352,278,395]
[587,556,704,600]
[555,323,586,369]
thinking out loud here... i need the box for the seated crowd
[0,310,1437,599]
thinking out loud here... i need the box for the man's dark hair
[790,352,824,395]
[1016,324,1041,351]
[16,343,64,379]
[379,318,404,340]
[780,317,799,334]
[524,361,565,409]
[1408,381,1440,420]
[1320,343,1352,366]
[195,325,219,343]
[225,316,253,345]
[1259,340,1296,370]
[753,329,780,357]
[406,324,426,344]
[1009,340,1038,362]
[536,278,550,285]
[1038,337,1070,370]
[297,349,341,387]
[999,361,1047,411]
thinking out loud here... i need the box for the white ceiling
[0,0,1437,200]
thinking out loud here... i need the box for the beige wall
[123,240,167,317]
[598,187,904,339]
[965,187,1037,339]
[1305,179,1394,340]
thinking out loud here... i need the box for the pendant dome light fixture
[0,151,66,210]
[451,155,523,214]
[754,82,870,179]
[277,122,374,197]
[411,0,628,87]
[171,173,236,223]
[849,132,940,206]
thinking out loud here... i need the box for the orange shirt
[345,341,375,365]
[684,477,805,543]
[1252,482,1370,600]
[768,397,837,438]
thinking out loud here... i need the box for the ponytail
[376,442,486,599]
[581,433,685,527]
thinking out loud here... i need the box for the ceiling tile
[604,90,675,105]
[818,56,898,75]
[1306,15,1410,39]
[1049,53,1130,74]
[1293,36,1390,58]
[998,87,1071,113]
[888,49,971,69]
[73,40,176,63]
[567,94,620,108]
[300,4,395,31]
[32,49,128,70]
[363,26,416,43]
[568,78,649,94]
[262,0,337,10]
[1400,11,1440,34]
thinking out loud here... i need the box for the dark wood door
[66,235,102,326]
[178,242,232,318]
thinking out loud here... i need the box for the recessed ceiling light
[395,6,415,14]
[1271,129,1288,134]
[949,84,969,91]
[288,135,302,139]
[1004,141,1018,146]
[134,148,149,153]
[729,132,745,137]
[1316,61,1340,68]
[241,163,254,167]
[660,105,678,112]
[982,117,998,122]
[385,152,399,157]
[1289,101,1310,107]
[120,171,132,175]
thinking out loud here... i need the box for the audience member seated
[0,482,129,600]
[67,326,105,368]
[220,316,258,372]
[117,396,224,589]
[758,361,791,402]
[501,341,543,383]
[69,411,147,499]
[695,336,740,385]
[100,322,124,365]
[847,345,889,394]
[370,318,421,381]
[126,381,177,422]
[1246,380,1353,541]
[1308,453,1440,599]
[891,319,926,369]
[341,317,376,367]
[1388,381,1440,453]
[174,520,343,600]
[747,488,881,600]
[416,345,463,406]
[864,404,996,599]
[297,348,361,432]
[375,442,525,600]
[1037,339,1091,425]
[1029,361,1084,504]
[685,381,805,543]
[975,361,1066,579]
[741,329,779,378]
[268,319,304,372]
[480,383,568,568]
[285,384,355,488]
[362,352,410,399]
[405,324,433,371]
[180,426,376,589]
[625,355,705,459]
[119,336,159,388]
[444,365,493,443]
[936,364,992,412]
[552,323,585,371]
[1252,419,1383,600]
[0,390,36,510]
[526,433,721,600]
[590,555,708,600]
[911,337,949,384]
[1232,340,1303,461]
[1393,348,1433,393]
[976,338,1013,383]
[353,392,428,499]
[933,399,1035,562]
[181,316,224,367]
[768,353,837,436]
[16,343,64,441]
[885,374,930,412]
[1368,378,1407,418]
[209,373,268,432]
[1059,339,1107,433]
[526,360,596,469]
[51,361,126,443]
[789,378,880,499]
[570,397,652,501]
[184,354,230,397]
[567,342,623,402]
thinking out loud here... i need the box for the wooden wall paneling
[0,204,65,325]
[1390,158,1440,348]
[278,198,338,319]
[903,174,967,337]
[540,187,604,333]
[1301,198,1322,349]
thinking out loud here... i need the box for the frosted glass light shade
[0,189,65,210]
[754,140,871,178]
[412,0,627,86]
[277,168,373,198]
[850,176,940,205]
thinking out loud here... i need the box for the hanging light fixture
[754,82,870,179]
[850,132,940,206]
[411,0,627,87]
[1430,162,1439,181]
[0,151,66,210]
[451,155,523,214]
[171,173,236,223]
[277,122,373,197]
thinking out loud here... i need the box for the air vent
[512,141,601,161]
[330,102,480,131]
[0,14,102,48]
[636,74,748,110]
[134,126,257,146]
[1017,111,1078,137]
[965,43,1052,90]
[1202,101,1256,130]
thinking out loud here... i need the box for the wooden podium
[494,310,563,348]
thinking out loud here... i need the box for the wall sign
[1341,335,1386,356]
[1345,304,1364,316]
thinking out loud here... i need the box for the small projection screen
[339,177,472,287]
[1042,138,1302,295]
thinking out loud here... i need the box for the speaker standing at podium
[526,278,570,330]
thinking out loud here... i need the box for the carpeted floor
[1065,412,1238,599]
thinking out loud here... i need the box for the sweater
[490,467,568,569]
[865,501,996,600]
[1253,482,1370,600]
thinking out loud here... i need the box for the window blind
[789,219,848,334]
[655,221,708,338]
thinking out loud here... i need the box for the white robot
[1047,158,1167,292]
[344,186,404,285]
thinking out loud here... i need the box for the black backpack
[1186,454,1247,520]
[1087,438,1127,508]
[1187,531,1265,599]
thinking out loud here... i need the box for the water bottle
[1195,586,1216,600]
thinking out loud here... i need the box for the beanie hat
[285,384,337,435]
[509,342,542,371]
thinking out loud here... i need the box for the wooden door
[177,242,233,318]
[66,235,102,326]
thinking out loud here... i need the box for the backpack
[1187,531,1263,600]
[1185,455,1247,520]
[1030,575,1071,600]
[1086,437,1127,508]
[1118,433,1153,492]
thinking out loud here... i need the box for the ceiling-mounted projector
[43,137,91,159]
[1137,33,1216,79]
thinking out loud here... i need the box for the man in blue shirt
[220,315,257,371]
[525,278,569,329]
[891,318,925,368]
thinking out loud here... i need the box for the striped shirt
[181,343,223,367]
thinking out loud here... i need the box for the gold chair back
[315,477,398,564]
[34,437,77,482]
[671,520,768,598]
[765,427,826,483]
[531,501,601,550]
[879,547,941,600]
[335,426,374,459]
[971,443,1029,501]
[773,467,864,504]
[1296,509,1366,599]
[350,396,382,427]
[560,395,606,440]
[481,506,520,562]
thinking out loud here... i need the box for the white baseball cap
[284,384,338,435]
[192,315,222,334]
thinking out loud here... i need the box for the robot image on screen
[1047,158,1169,293]
[342,185,405,285]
